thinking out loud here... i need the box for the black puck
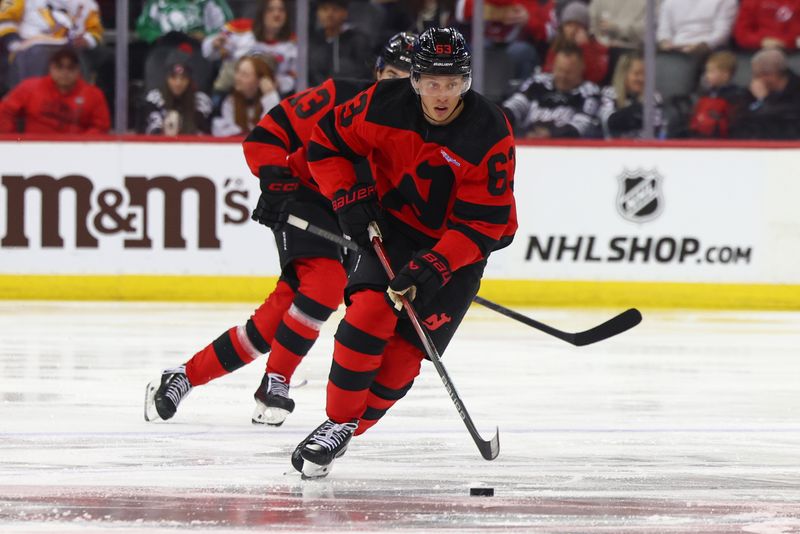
[470,487,494,496]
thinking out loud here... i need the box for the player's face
[376,65,410,81]
[417,74,466,125]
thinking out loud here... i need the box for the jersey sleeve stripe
[319,111,361,161]
[452,199,511,225]
[307,140,341,163]
[268,105,303,152]
[244,125,288,150]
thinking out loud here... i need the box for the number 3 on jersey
[288,87,331,119]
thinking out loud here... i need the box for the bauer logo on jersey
[615,169,663,223]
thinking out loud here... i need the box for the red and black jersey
[242,78,372,192]
[308,78,517,272]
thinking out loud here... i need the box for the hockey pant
[325,231,485,435]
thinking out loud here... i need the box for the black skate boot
[298,418,358,479]
[143,365,193,421]
[252,373,296,426]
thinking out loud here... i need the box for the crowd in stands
[1,0,800,140]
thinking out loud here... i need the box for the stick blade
[477,427,500,461]
[573,308,642,346]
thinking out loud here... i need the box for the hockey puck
[469,487,494,497]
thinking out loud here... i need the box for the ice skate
[143,365,193,421]
[252,372,295,426]
[298,418,358,479]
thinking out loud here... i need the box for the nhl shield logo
[616,169,664,223]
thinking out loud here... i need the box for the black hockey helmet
[375,32,417,72]
[411,27,471,94]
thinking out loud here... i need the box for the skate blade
[143,380,160,422]
[251,403,289,426]
[301,459,332,480]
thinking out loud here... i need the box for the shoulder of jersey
[332,78,375,104]
[449,92,513,164]
[364,78,418,123]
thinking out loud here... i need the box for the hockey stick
[368,222,499,461]
[472,296,642,347]
[283,213,642,346]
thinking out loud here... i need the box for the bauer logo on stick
[615,168,664,223]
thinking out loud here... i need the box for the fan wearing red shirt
[734,0,800,51]
[293,27,517,479]
[0,47,110,134]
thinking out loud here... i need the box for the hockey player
[294,27,517,478]
[143,32,418,426]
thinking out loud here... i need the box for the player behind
[294,27,517,478]
[143,32,418,426]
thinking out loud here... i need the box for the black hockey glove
[387,249,452,311]
[332,183,383,248]
[251,165,300,231]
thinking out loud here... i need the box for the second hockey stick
[283,213,642,346]
[368,223,499,461]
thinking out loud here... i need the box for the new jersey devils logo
[381,161,455,230]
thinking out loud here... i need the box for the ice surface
[1,302,799,532]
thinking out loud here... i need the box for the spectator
[202,0,297,96]
[599,50,663,139]
[733,0,800,51]
[543,1,608,84]
[689,51,747,138]
[135,0,233,44]
[391,0,455,36]
[455,0,554,80]
[0,0,106,88]
[211,55,280,137]
[307,0,372,85]
[657,0,738,55]
[589,0,652,50]
[135,0,233,92]
[138,60,212,135]
[732,48,800,139]
[503,43,601,138]
[0,46,110,133]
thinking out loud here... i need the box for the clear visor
[411,73,472,97]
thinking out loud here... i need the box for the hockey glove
[251,165,300,230]
[387,249,452,311]
[332,183,383,248]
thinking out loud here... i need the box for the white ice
[1,301,799,533]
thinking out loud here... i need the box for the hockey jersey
[307,79,517,272]
[502,72,601,137]
[0,0,103,48]
[243,78,372,191]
